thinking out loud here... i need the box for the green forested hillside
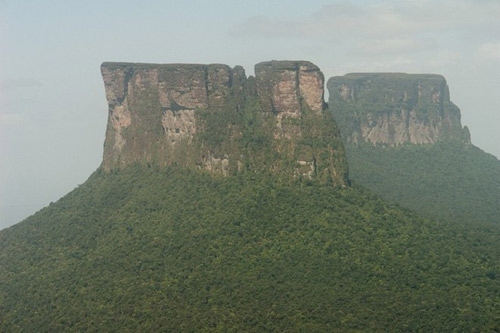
[345,141,500,224]
[2,166,500,331]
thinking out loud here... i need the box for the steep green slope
[2,166,500,331]
[344,141,500,224]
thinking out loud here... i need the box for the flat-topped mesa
[100,61,349,187]
[327,73,471,146]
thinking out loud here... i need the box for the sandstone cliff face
[255,61,325,138]
[100,61,349,187]
[101,62,246,172]
[327,73,471,146]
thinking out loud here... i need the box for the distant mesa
[327,73,471,146]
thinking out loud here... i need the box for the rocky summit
[327,73,471,146]
[100,60,349,187]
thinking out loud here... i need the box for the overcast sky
[1,0,499,229]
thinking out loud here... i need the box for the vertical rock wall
[255,61,325,138]
[101,62,245,171]
[101,61,349,187]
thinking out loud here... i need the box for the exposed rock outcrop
[100,61,349,187]
[101,62,246,172]
[327,73,471,146]
[255,61,325,138]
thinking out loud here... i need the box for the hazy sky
[1,0,499,229]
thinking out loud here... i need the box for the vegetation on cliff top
[1,166,500,331]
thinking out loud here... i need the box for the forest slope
[1,166,500,331]
[2,64,500,331]
[343,142,500,224]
